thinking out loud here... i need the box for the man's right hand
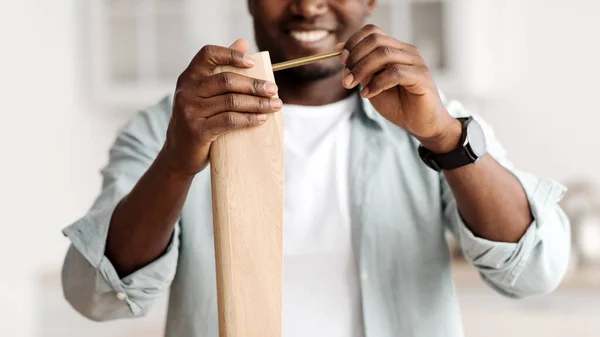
[161,38,282,177]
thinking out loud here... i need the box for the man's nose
[290,0,329,18]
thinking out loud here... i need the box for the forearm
[443,155,532,243]
[442,158,570,297]
[106,148,194,277]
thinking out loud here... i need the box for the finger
[343,48,421,89]
[229,38,250,54]
[195,72,278,98]
[361,65,428,98]
[195,93,282,117]
[344,33,422,70]
[188,44,255,77]
[202,111,267,141]
[342,24,386,60]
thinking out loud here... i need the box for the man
[61,0,570,336]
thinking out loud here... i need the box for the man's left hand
[340,24,462,153]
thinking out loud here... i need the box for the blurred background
[1,0,600,336]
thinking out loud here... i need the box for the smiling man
[61,1,570,337]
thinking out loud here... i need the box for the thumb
[229,38,250,55]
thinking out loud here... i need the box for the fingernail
[244,55,255,66]
[361,87,370,97]
[271,98,283,109]
[343,73,354,88]
[343,68,351,78]
[340,49,349,64]
[257,114,267,122]
[334,43,345,51]
[265,82,278,95]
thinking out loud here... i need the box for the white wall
[464,0,600,185]
[0,1,137,335]
[0,1,63,336]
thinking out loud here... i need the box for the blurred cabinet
[88,0,191,106]
[86,0,467,107]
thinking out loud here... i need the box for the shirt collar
[356,96,385,130]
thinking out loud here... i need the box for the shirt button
[361,271,369,281]
[116,292,127,301]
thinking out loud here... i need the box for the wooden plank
[210,52,284,337]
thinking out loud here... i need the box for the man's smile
[288,29,330,43]
[282,23,338,52]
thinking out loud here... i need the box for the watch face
[466,119,487,157]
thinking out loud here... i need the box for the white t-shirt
[282,94,364,337]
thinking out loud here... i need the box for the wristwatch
[418,117,487,172]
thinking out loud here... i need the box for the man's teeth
[289,30,329,43]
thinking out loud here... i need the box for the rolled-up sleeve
[442,97,571,298]
[61,96,179,321]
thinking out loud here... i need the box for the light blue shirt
[61,94,570,337]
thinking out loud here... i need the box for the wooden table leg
[210,51,284,337]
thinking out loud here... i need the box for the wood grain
[210,52,284,337]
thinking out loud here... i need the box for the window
[86,0,463,107]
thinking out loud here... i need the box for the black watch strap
[428,147,473,170]
[418,117,480,172]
